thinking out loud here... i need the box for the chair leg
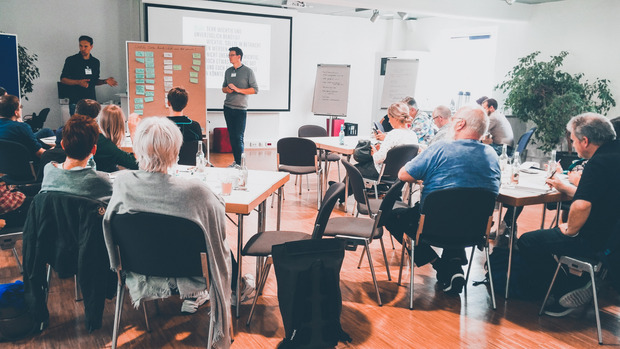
[306,174,310,191]
[143,301,151,332]
[539,260,563,315]
[373,183,379,200]
[397,234,407,285]
[588,265,603,344]
[379,237,391,281]
[389,234,395,250]
[337,161,341,181]
[464,247,476,287]
[12,247,23,274]
[247,259,272,326]
[112,278,126,349]
[485,246,497,310]
[298,175,302,195]
[45,265,52,303]
[357,246,366,269]
[364,240,382,306]
[409,243,415,310]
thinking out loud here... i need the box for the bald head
[452,106,488,140]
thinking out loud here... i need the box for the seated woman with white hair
[102,117,233,347]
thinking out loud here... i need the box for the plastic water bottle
[511,151,521,186]
[547,150,557,177]
[499,144,509,185]
[464,91,471,104]
[457,91,464,109]
[196,140,205,173]
[237,153,248,190]
[338,124,345,145]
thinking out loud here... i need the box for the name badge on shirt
[85,67,92,75]
[231,72,236,78]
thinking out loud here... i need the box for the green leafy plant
[18,44,40,100]
[496,51,615,152]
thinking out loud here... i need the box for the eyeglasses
[228,53,238,57]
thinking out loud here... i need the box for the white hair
[133,117,183,173]
[455,105,488,137]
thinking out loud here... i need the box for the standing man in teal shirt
[221,47,258,166]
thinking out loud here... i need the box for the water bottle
[511,151,521,186]
[499,144,509,185]
[338,124,345,145]
[237,153,248,190]
[547,150,557,177]
[457,91,464,109]
[464,91,471,104]
[196,140,205,173]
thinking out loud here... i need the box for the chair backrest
[298,125,328,138]
[277,137,317,167]
[380,144,419,180]
[25,108,50,132]
[341,159,371,213]
[418,188,497,249]
[377,180,406,228]
[110,212,207,278]
[178,140,199,166]
[311,182,345,239]
[0,139,37,184]
[516,127,536,154]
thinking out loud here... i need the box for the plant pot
[556,151,580,170]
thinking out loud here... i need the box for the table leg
[541,204,547,229]
[277,187,283,231]
[255,201,267,282]
[505,205,518,299]
[236,214,243,318]
[342,154,351,213]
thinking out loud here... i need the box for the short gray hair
[567,113,616,145]
[433,105,452,120]
[454,105,488,137]
[133,117,183,173]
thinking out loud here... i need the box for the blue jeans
[223,106,247,164]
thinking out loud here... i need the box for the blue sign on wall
[0,33,21,99]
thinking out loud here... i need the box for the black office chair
[24,108,50,133]
[277,137,323,208]
[241,182,344,325]
[397,188,497,310]
[515,127,536,162]
[365,144,419,199]
[298,125,341,181]
[108,212,214,349]
[178,140,200,166]
[0,139,38,185]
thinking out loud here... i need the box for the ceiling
[207,0,564,21]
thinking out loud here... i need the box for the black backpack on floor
[272,239,352,348]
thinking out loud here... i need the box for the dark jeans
[223,106,247,165]
[502,205,524,231]
[517,227,596,296]
[385,205,467,267]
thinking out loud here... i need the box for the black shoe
[432,259,450,286]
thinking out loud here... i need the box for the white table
[41,135,133,153]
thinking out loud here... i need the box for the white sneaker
[559,281,593,308]
[180,292,210,314]
[232,273,256,305]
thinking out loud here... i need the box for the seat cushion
[322,153,341,162]
[324,217,382,239]
[356,198,382,216]
[279,165,317,175]
[242,231,311,256]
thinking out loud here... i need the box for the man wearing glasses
[221,47,258,166]
[428,105,452,145]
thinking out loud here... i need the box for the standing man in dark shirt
[222,47,258,166]
[518,113,620,316]
[60,35,117,115]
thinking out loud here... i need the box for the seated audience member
[0,181,29,230]
[40,114,112,201]
[95,105,138,172]
[475,95,488,105]
[386,106,500,295]
[481,98,514,155]
[55,98,102,146]
[102,117,241,348]
[518,113,620,316]
[166,87,203,160]
[403,96,436,145]
[428,105,452,145]
[0,94,46,160]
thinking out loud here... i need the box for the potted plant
[496,51,615,159]
[18,43,40,100]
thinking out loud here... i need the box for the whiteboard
[312,64,350,116]
[381,58,419,108]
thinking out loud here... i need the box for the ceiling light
[398,12,408,20]
[370,9,380,23]
[505,0,516,5]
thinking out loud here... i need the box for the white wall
[0,0,141,128]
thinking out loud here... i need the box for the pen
[547,169,557,179]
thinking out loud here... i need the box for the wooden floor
[1,149,619,348]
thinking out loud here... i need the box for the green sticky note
[145,57,154,63]
[189,72,198,78]
[145,51,154,57]
[136,85,145,95]
[146,73,155,79]
[192,53,201,59]
[135,73,144,79]
[135,51,144,57]
[173,65,182,71]
[145,91,155,97]
[192,66,200,72]
[144,97,154,103]
[135,79,145,84]
[145,79,155,84]
[192,59,201,66]
[134,98,143,104]
[134,103,144,110]
[189,78,199,84]
[145,62,155,68]
[134,109,143,115]
[135,58,145,63]
[135,68,145,74]
[146,68,155,74]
